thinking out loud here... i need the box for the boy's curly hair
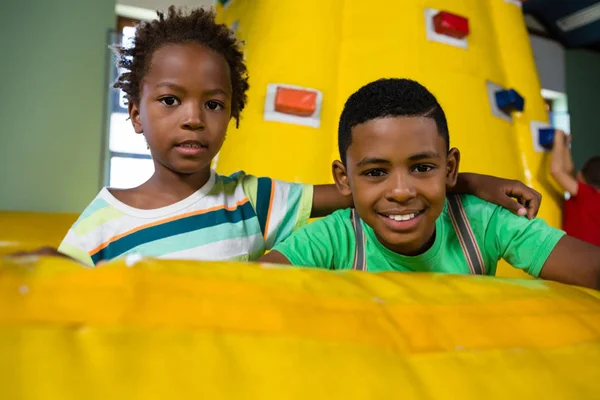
[113,6,249,127]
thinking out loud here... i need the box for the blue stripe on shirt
[91,200,256,264]
[255,178,273,238]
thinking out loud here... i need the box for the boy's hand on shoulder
[454,173,541,219]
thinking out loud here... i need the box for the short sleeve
[272,212,352,269]
[58,230,95,267]
[56,193,120,267]
[242,175,314,249]
[484,206,566,277]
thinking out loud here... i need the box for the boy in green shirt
[260,78,600,291]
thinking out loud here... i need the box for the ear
[332,160,352,197]
[128,100,143,134]
[445,148,460,188]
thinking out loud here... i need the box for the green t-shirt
[273,194,565,277]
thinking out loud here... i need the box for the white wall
[529,35,566,93]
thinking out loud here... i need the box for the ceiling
[523,0,600,52]
[117,0,600,52]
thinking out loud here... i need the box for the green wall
[566,49,600,171]
[0,0,115,213]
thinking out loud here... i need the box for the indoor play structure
[214,0,562,279]
[1,0,599,399]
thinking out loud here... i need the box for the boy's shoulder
[214,170,312,192]
[284,208,353,236]
[69,188,122,231]
[317,208,354,225]
[452,193,499,210]
[442,193,502,224]
[296,208,356,244]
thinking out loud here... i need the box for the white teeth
[387,213,417,221]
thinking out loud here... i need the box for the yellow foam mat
[0,212,77,254]
[1,257,599,399]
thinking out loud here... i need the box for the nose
[181,101,205,131]
[385,172,416,203]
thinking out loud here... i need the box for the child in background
[28,7,542,266]
[550,129,600,247]
[261,78,600,291]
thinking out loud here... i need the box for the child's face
[129,43,232,176]
[333,116,459,255]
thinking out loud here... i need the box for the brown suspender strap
[350,209,367,271]
[446,195,486,275]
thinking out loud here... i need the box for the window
[104,21,154,189]
[541,88,571,133]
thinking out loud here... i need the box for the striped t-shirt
[58,170,314,267]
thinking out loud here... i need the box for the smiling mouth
[381,210,424,221]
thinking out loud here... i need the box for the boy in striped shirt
[47,7,540,266]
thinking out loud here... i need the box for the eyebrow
[408,151,441,161]
[356,157,392,168]
[155,82,185,91]
[356,152,441,167]
[155,82,230,97]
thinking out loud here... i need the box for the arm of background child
[312,173,541,219]
[550,129,578,196]
[538,235,600,290]
[448,173,541,219]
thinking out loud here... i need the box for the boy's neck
[107,165,213,210]
[147,166,212,200]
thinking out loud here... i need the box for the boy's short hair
[582,156,600,188]
[113,6,249,127]
[338,78,449,164]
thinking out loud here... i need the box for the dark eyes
[159,96,180,106]
[413,164,434,173]
[206,100,224,111]
[365,169,386,177]
[363,165,436,177]
[158,97,224,111]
